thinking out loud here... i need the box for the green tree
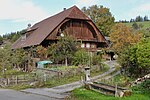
[135,16,143,22]
[72,49,89,66]
[118,38,150,78]
[47,34,78,66]
[12,48,28,71]
[144,16,149,21]
[82,5,115,36]
[132,22,139,30]
[143,27,150,38]
[0,35,3,44]
[36,46,47,60]
[0,44,12,76]
[132,22,143,30]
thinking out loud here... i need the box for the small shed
[37,60,52,68]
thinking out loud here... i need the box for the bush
[118,38,150,78]
[72,49,89,66]
[140,80,150,91]
[132,80,150,94]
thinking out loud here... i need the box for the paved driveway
[0,89,59,100]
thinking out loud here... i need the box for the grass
[97,74,134,88]
[44,66,109,88]
[0,69,30,78]
[91,64,109,77]
[69,88,150,100]
[69,74,150,100]
[3,65,110,90]
[5,84,32,90]
[124,21,150,30]
[49,65,79,71]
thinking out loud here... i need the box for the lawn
[69,74,150,100]
[3,64,109,90]
[124,21,150,30]
[44,65,109,88]
[69,88,150,100]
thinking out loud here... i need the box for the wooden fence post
[115,83,118,97]
[15,76,18,85]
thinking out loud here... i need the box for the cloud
[0,0,48,22]
[128,3,150,19]
[75,0,99,7]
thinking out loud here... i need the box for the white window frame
[86,43,90,48]
[81,43,85,48]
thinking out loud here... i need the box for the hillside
[123,21,150,30]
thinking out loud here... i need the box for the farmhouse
[12,6,107,51]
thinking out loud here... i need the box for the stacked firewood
[132,74,150,86]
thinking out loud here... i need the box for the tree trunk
[65,57,68,66]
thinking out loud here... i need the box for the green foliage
[91,53,102,66]
[50,65,78,71]
[118,38,150,78]
[0,44,12,73]
[135,16,144,22]
[124,21,150,30]
[132,80,150,95]
[82,5,115,36]
[72,49,89,66]
[12,48,28,69]
[132,22,143,30]
[70,88,150,100]
[47,34,78,66]
[140,80,150,92]
[136,39,150,69]
[36,45,47,60]
[0,43,31,74]
[2,30,25,43]
[6,84,32,90]
[0,35,3,43]
[112,74,132,87]
[143,28,150,38]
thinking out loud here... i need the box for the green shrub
[140,80,150,91]
[132,80,150,94]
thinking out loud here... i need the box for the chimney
[27,23,31,31]
[63,8,66,11]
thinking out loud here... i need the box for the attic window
[21,34,26,41]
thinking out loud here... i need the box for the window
[81,43,85,48]
[21,34,26,41]
[86,43,90,48]
[91,44,95,48]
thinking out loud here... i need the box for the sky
[0,0,150,35]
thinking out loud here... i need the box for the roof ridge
[31,6,74,29]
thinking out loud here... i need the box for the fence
[0,65,103,87]
[0,74,36,87]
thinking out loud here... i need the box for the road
[0,61,119,100]
[0,89,57,100]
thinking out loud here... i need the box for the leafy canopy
[109,23,142,54]
[118,38,150,78]
[82,5,115,36]
[47,34,78,66]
